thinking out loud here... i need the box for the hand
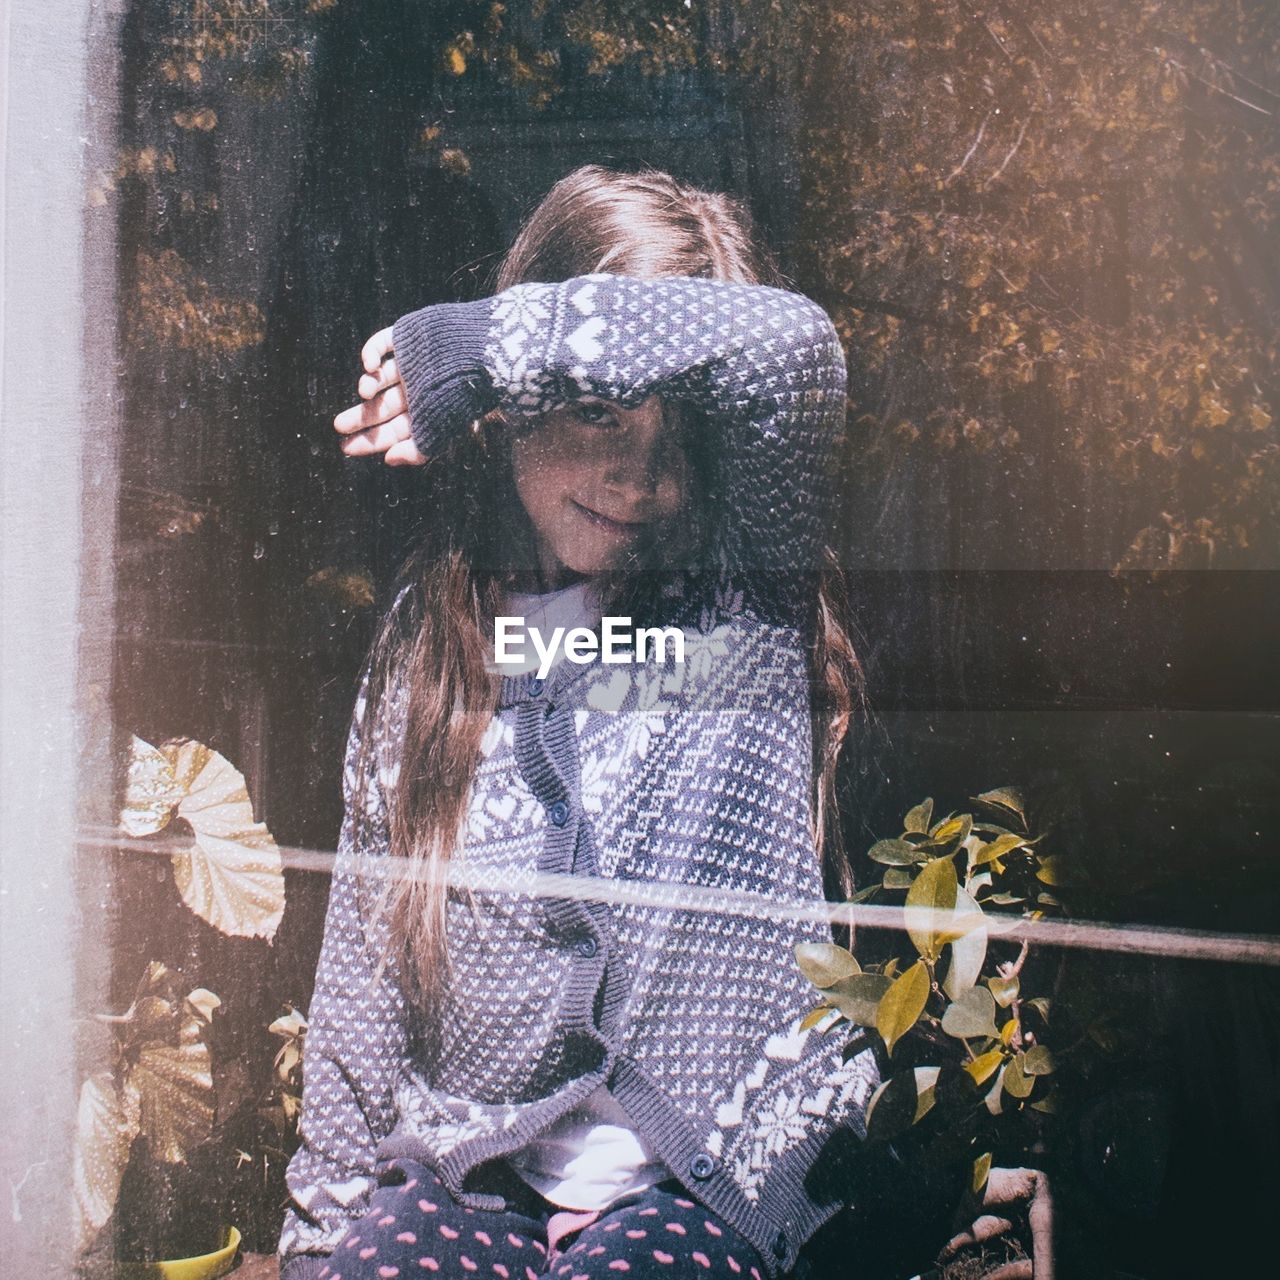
[333,325,427,467]
[934,1166,1054,1280]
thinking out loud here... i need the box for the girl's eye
[574,401,615,426]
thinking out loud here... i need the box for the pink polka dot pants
[314,1158,768,1279]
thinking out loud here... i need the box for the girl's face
[509,394,692,586]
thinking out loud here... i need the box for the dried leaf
[120,736,183,837]
[156,739,285,940]
[72,1072,140,1252]
[130,1027,215,1164]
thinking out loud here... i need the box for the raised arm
[389,274,848,573]
[277,672,411,1280]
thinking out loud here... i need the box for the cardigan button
[688,1153,715,1180]
[575,937,598,959]
[547,799,570,827]
[772,1230,787,1260]
[528,677,545,697]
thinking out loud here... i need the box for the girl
[277,165,880,1280]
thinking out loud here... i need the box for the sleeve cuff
[391,299,497,457]
[279,1254,332,1280]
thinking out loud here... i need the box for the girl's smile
[509,393,691,584]
[568,498,653,535]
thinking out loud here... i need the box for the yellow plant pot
[114,1225,241,1279]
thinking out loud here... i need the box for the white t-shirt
[505,1083,671,1211]
[493,576,672,1211]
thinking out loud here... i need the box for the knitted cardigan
[277,275,880,1280]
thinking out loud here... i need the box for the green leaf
[1023,1045,1056,1075]
[1003,1056,1035,1099]
[972,832,1029,867]
[987,974,1020,1008]
[865,1071,919,1142]
[967,869,993,895]
[848,883,880,904]
[972,1151,993,1197]
[795,942,860,989]
[941,886,988,1000]
[904,798,934,834]
[913,1066,942,1123]
[826,973,892,1027]
[983,1067,1005,1116]
[868,838,928,866]
[964,1048,1005,1086]
[882,867,913,890]
[1025,997,1052,1022]
[876,960,930,1055]
[928,814,972,850]
[1030,1089,1059,1114]
[972,822,1018,837]
[904,856,958,961]
[799,1004,835,1032]
[986,892,1025,906]
[941,985,1000,1040]
[972,788,1027,827]
[1036,856,1066,886]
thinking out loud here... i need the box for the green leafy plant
[798,789,1064,1274]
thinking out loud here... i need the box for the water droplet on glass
[268,521,279,537]
[253,542,266,560]
[307,374,318,398]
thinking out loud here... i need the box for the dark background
[95,3,1279,1276]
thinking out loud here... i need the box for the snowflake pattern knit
[278,275,879,1280]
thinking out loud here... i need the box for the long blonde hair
[353,165,865,1020]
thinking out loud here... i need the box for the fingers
[359,357,399,401]
[339,417,425,467]
[339,331,425,467]
[939,1215,1014,1260]
[361,326,395,375]
[334,381,408,435]
[384,438,427,467]
[339,414,412,458]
